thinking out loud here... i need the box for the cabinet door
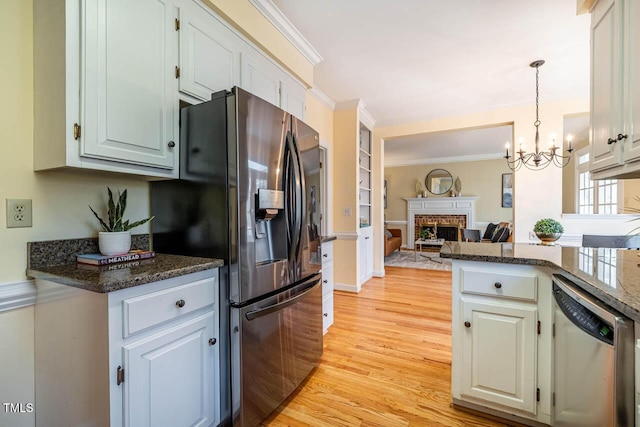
[280,79,306,120]
[358,227,374,284]
[239,51,280,106]
[178,5,238,101]
[460,298,537,414]
[123,312,218,427]
[624,0,640,163]
[82,0,177,169]
[590,0,623,171]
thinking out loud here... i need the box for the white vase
[98,231,131,256]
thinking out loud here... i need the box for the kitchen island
[440,241,639,427]
[440,241,640,321]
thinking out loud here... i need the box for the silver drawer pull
[494,282,502,289]
[176,299,186,308]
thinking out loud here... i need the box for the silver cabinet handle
[176,299,185,308]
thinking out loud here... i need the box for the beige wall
[385,159,513,244]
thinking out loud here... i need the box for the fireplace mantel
[405,197,477,249]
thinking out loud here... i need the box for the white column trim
[0,280,37,313]
[334,232,359,241]
[372,270,385,278]
[248,0,323,65]
[334,282,360,293]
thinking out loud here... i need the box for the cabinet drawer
[322,293,334,333]
[321,265,334,296]
[123,278,215,337]
[460,268,537,302]
[321,241,334,264]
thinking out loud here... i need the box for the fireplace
[405,197,477,249]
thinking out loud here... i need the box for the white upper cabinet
[240,48,307,119]
[280,78,307,121]
[177,2,239,101]
[240,51,281,107]
[589,0,622,171]
[34,0,179,178]
[34,0,307,179]
[623,0,640,163]
[590,0,640,178]
[82,0,177,170]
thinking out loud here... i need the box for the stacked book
[76,249,155,266]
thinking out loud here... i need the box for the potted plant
[533,218,564,246]
[89,188,154,256]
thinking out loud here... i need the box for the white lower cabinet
[451,261,553,425]
[34,269,220,427]
[321,240,334,333]
[358,227,374,285]
[124,312,216,427]
[460,299,537,413]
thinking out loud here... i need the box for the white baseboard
[373,270,385,277]
[0,280,36,314]
[334,282,360,293]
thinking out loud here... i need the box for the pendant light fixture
[504,60,573,171]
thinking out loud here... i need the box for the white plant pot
[98,231,131,256]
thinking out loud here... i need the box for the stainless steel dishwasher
[552,274,634,427]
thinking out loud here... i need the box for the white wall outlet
[343,207,352,216]
[6,199,33,228]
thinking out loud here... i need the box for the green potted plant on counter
[533,218,564,246]
[89,188,154,256]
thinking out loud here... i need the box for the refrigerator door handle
[292,132,306,263]
[245,277,321,321]
[285,131,302,273]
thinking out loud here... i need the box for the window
[575,147,620,214]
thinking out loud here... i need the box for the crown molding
[359,105,376,130]
[249,0,323,65]
[385,152,505,168]
[0,280,36,313]
[308,87,336,111]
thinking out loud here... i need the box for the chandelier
[504,60,573,171]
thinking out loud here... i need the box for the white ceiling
[270,0,591,164]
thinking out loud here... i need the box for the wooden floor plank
[262,266,510,427]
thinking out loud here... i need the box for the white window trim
[573,147,624,215]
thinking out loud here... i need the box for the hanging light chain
[534,64,540,127]
[503,59,573,171]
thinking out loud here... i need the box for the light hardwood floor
[263,267,510,426]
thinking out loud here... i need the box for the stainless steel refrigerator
[150,87,323,426]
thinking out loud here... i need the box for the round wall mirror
[425,169,453,195]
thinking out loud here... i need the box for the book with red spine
[76,250,155,266]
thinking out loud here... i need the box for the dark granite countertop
[321,235,337,243]
[440,242,640,321]
[28,253,224,293]
[26,236,224,293]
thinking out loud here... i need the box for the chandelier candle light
[504,60,573,171]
